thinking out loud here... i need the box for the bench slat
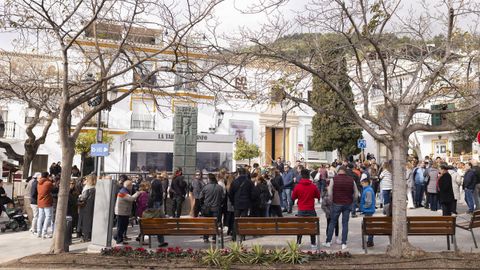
[407,216,455,221]
[408,222,455,228]
[236,217,318,222]
[143,229,217,235]
[238,229,314,235]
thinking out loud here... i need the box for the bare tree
[216,0,480,257]
[0,52,60,177]
[3,0,223,253]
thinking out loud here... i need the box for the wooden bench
[362,216,457,253]
[139,217,223,248]
[456,210,480,248]
[235,217,320,250]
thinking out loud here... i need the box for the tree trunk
[51,114,75,253]
[22,151,34,178]
[387,140,424,258]
[22,143,40,178]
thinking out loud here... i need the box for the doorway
[265,127,289,165]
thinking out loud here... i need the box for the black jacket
[271,175,284,193]
[170,175,187,198]
[438,172,454,203]
[30,179,38,205]
[149,178,164,207]
[464,169,477,190]
[229,175,254,210]
[473,166,480,185]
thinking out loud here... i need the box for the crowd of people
[4,154,480,251]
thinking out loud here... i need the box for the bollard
[65,216,73,252]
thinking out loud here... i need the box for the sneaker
[204,239,210,243]
[322,242,331,248]
[310,244,317,250]
[335,239,342,245]
[37,234,42,238]
[367,241,374,247]
[341,244,348,250]
[158,242,168,247]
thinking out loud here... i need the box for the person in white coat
[406,162,415,209]
[448,166,462,215]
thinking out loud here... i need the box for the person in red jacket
[37,172,53,239]
[292,168,320,249]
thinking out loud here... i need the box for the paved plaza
[1,201,478,264]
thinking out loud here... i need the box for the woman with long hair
[77,175,96,242]
[379,162,393,207]
[224,174,235,235]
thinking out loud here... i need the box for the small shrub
[224,242,248,264]
[202,246,224,267]
[281,241,309,264]
[248,245,265,265]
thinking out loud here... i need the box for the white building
[0,34,335,177]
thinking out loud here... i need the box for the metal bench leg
[221,231,224,249]
[362,232,367,254]
[148,235,152,249]
[471,229,478,249]
[453,235,458,252]
[447,235,450,251]
[316,234,320,252]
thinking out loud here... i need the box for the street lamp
[280,97,289,164]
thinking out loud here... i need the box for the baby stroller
[0,207,28,232]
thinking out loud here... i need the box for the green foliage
[307,36,362,159]
[224,242,248,264]
[233,139,261,163]
[202,246,224,268]
[248,245,266,265]
[74,130,113,155]
[280,241,308,265]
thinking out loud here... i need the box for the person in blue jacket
[282,165,295,213]
[360,178,376,247]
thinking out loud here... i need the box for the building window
[131,99,155,130]
[431,103,454,126]
[133,62,157,87]
[174,66,197,92]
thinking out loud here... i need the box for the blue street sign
[357,139,367,149]
[91,143,110,157]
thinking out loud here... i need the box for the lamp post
[280,98,288,163]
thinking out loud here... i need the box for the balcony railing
[0,121,16,138]
[131,114,155,130]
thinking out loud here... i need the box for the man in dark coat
[229,167,254,241]
[438,164,455,216]
[170,168,187,218]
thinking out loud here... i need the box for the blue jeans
[382,190,391,205]
[363,212,374,243]
[282,188,293,212]
[326,204,351,244]
[37,207,53,237]
[465,189,475,212]
[428,193,438,211]
[317,180,325,193]
[414,183,424,207]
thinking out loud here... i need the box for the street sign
[357,139,367,149]
[91,143,110,157]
